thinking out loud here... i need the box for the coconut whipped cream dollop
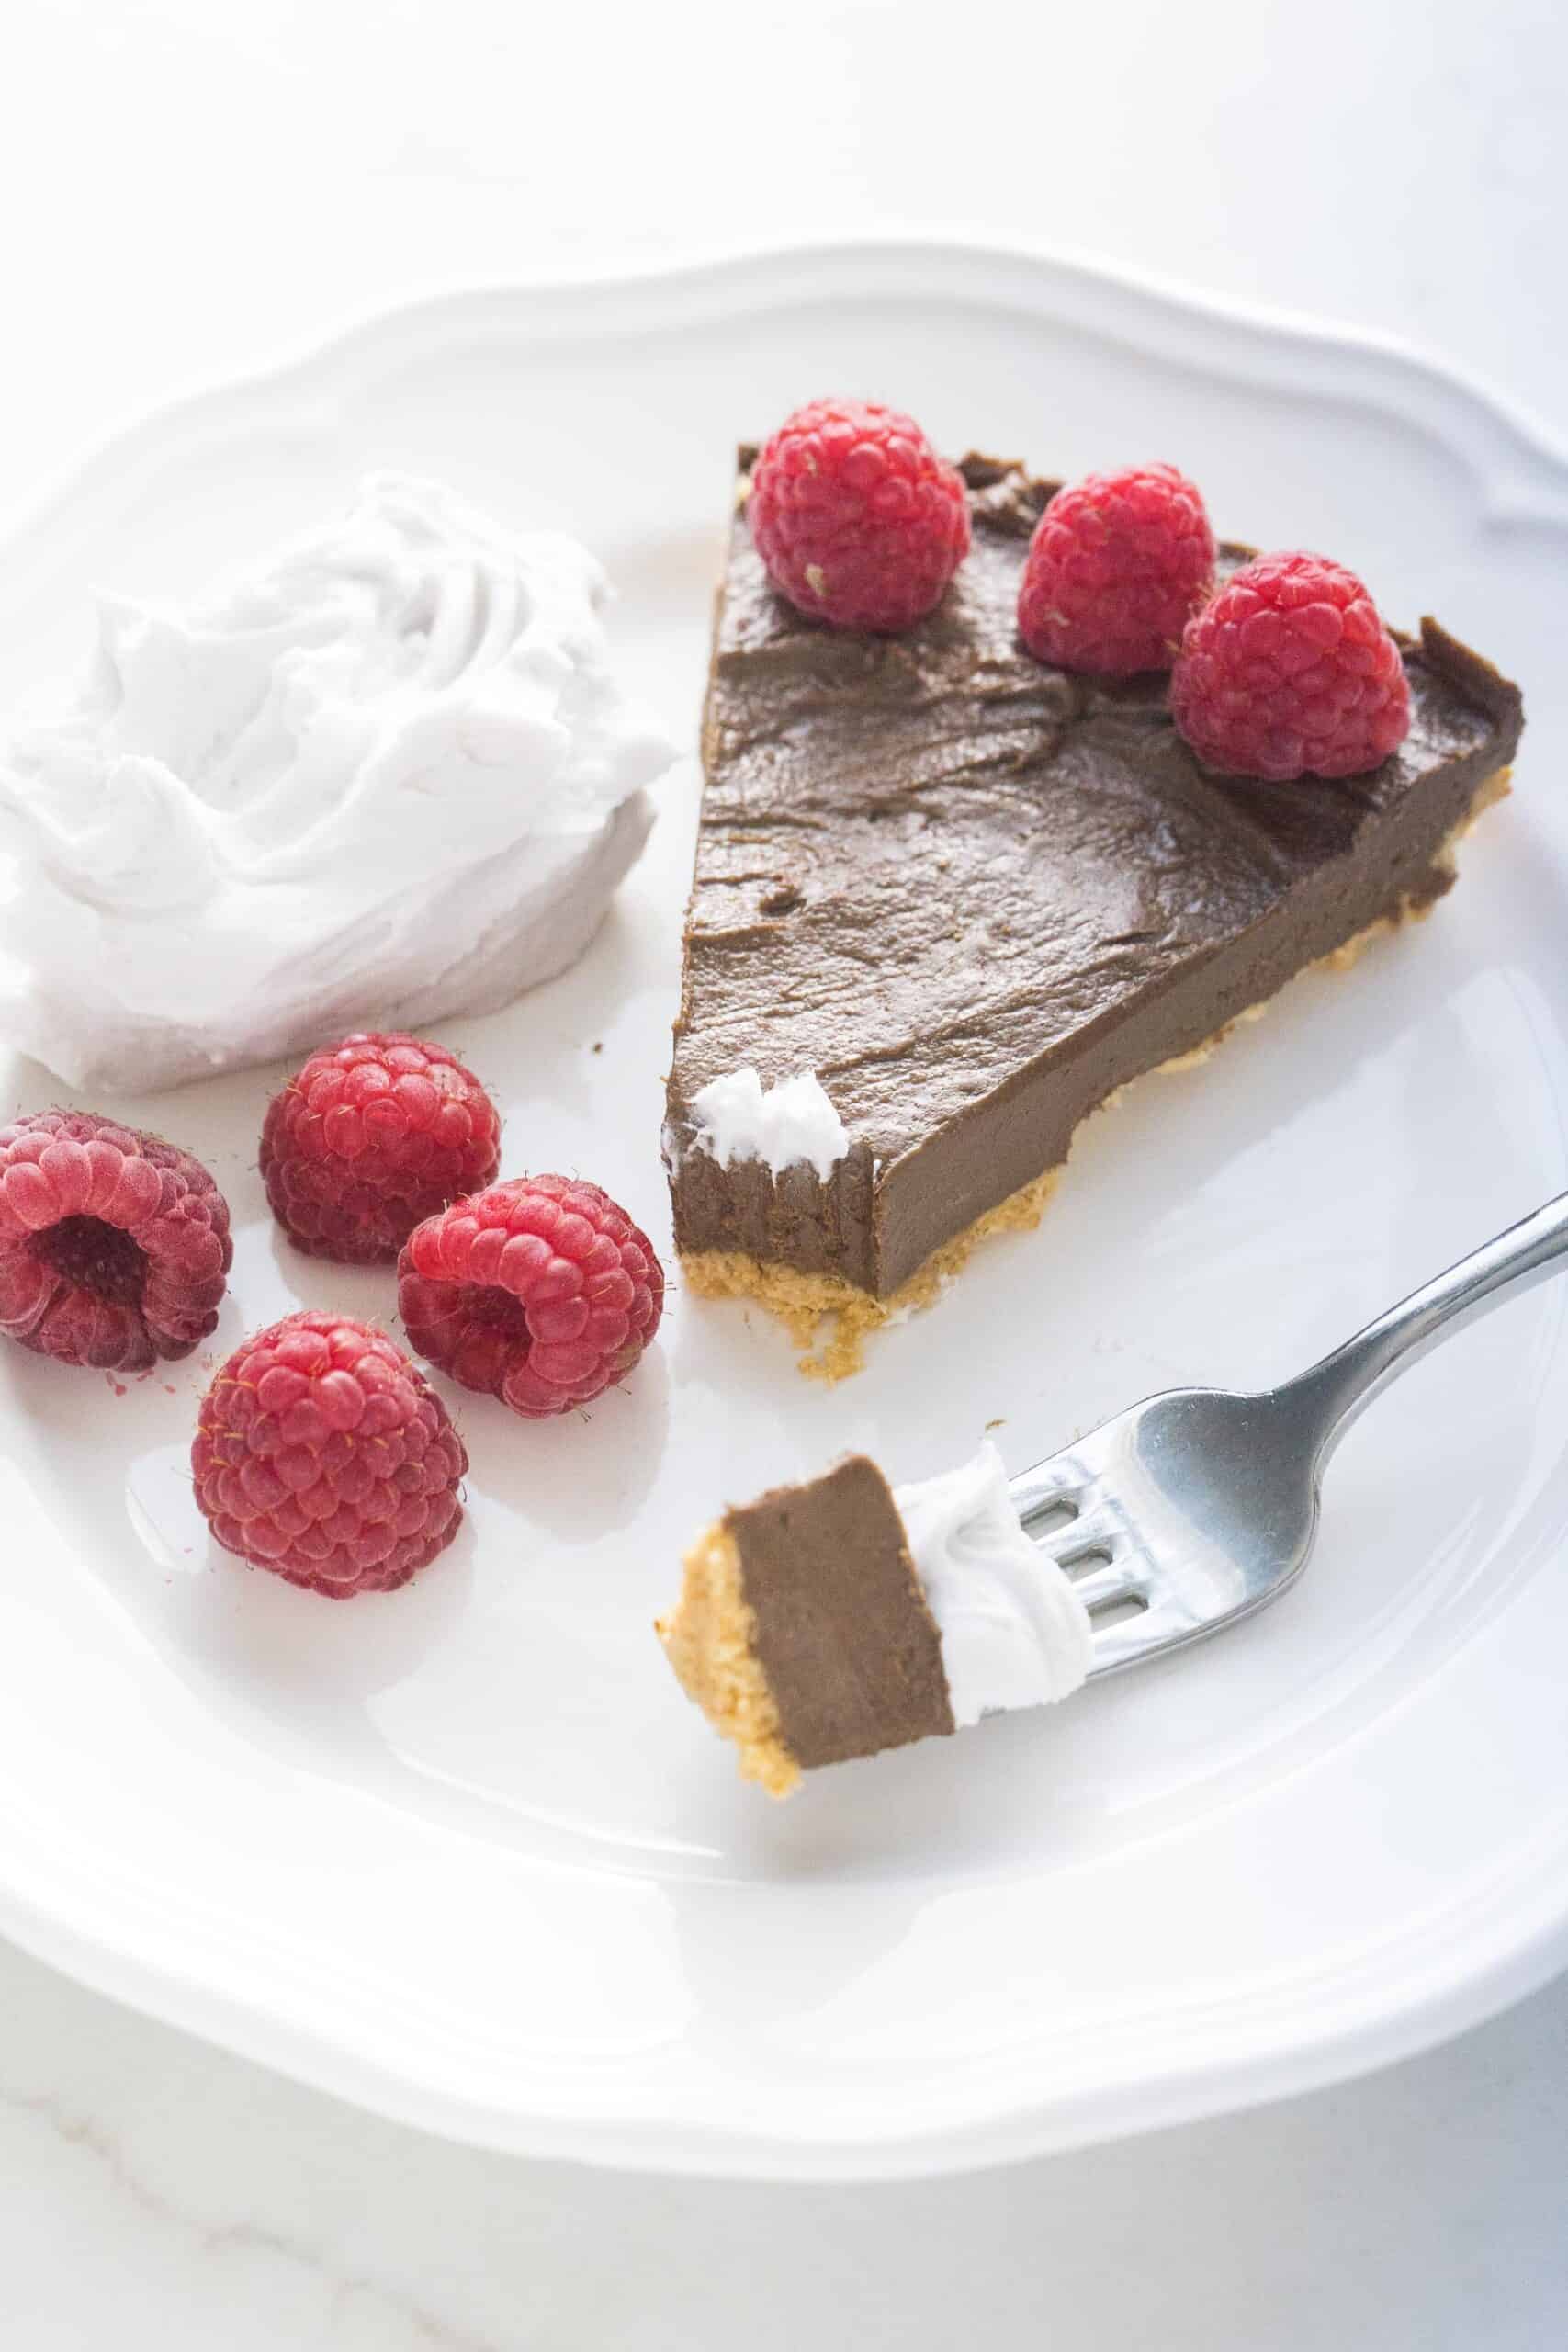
[680,1066,848,1183]
[896,1441,1093,1725]
[0,475,675,1093]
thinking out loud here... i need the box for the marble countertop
[1,1934,1563,2349]
[3,0,1564,2341]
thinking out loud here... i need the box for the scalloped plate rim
[0,238,1563,2179]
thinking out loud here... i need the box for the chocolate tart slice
[664,451,1524,1379]
[656,1442,1091,1797]
[657,1455,946,1798]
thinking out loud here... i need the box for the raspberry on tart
[261,1032,501,1266]
[0,1110,231,1372]
[1171,550,1412,781]
[748,397,971,632]
[192,1311,467,1597]
[1017,461,1214,675]
[399,1174,665,1419]
[664,447,1522,1378]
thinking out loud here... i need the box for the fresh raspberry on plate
[192,1310,467,1596]
[0,1110,231,1372]
[1017,462,1214,675]
[399,1173,664,1419]
[261,1032,501,1265]
[1170,550,1412,781]
[748,397,971,633]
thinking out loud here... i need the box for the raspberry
[748,397,971,633]
[261,1032,501,1265]
[1017,462,1214,675]
[399,1174,664,1419]
[0,1110,231,1373]
[1170,551,1412,782]
[192,1311,467,1597]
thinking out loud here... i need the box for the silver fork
[1010,1194,1568,1676]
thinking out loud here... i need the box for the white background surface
[3,0,1565,2343]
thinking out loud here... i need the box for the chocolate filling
[727,1454,953,1770]
[666,452,1524,1298]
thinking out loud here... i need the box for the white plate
[0,243,1565,2180]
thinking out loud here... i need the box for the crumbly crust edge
[655,1521,801,1798]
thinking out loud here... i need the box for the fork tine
[1009,1381,1326,1683]
[1088,1601,1185,1674]
[1070,1557,1147,1611]
[1028,1499,1122,1566]
[1010,1462,1086,1525]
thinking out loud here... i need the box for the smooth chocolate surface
[666,451,1524,1297]
[728,1455,953,1770]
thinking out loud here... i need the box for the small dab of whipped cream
[682,1066,849,1182]
[896,1441,1092,1726]
[0,474,675,1093]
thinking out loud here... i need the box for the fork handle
[1280,1192,1568,1454]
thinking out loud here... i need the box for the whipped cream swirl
[0,475,674,1092]
[678,1066,849,1182]
[897,1442,1093,1725]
